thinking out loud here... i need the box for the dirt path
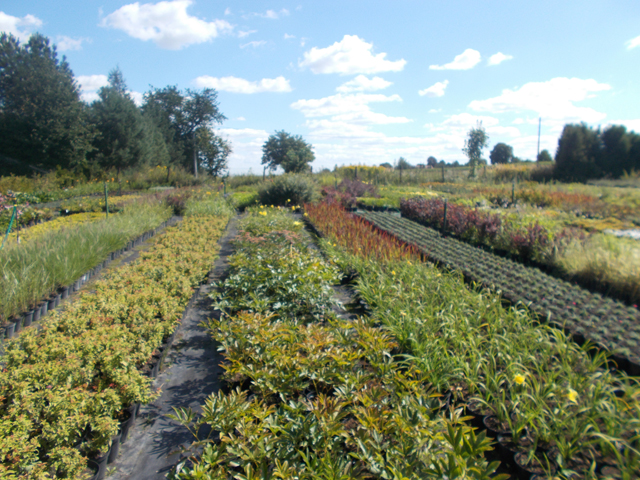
[109,215,239,480]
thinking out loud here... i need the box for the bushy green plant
[257,174,316,206]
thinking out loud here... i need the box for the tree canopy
[426,156,438,167]
[462,122,489,177]
[489,143,514,164]
[537,149,552,163]
[0,33,93,171]
[261,130,315,173]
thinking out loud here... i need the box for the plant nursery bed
[108,216,239,480]
[358,210,640,376]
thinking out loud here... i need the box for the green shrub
[258,174,316,206]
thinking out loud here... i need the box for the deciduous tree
[489,143,513,164]
[462,122,489,177]
[261,130,315,173]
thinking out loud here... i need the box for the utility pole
[537,117,541,161]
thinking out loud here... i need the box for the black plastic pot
[41,300,48,316]
[13,317,23,334]
[54,293,61,308]
[107,431,122,464]
[33,305,42,322]
[24,310,34,327]
[4,322,15,339]
[48,298,56,311]
[61,286,69,300]
[90,448,110,480]
[119,405,137,444]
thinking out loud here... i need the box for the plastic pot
[90,448,110,480]
[33,305,42,322]
[54,293,61,308]
[4,322,15,340]
[41,301,48,316]
[13,317,23,334]
[107,431,122,464]
[24,310,34,327]
[48,298,56,311]
[61,286,69,300]
[119,406,137,444]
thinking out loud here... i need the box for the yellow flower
[259,211,267,216]
[293,221,302,226]
[514,374,526,386]
[567,388,579,404]
[391,271,396,275]
[303,213,309,217]
[287,199,291,202]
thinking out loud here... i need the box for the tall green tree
[600,125,633,177]
[537,149,552,163]
[0,33,93,171]
[196,128,232,178]
[89,67,165,178]
[142,86,227,177]
[489,143,513,164]
[261,130,315,173]
[554,123,602,181]
[462,121,489,177]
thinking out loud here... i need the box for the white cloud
[284,33,295,40]
[246,8,289,20]
[627,35,640,50]
[236,116,246,121]
[193,75,292,93]
[299,35,406,75]
[129,91,144,106]
[101,0,233,50]
[77,74,108,102]
[237,29,256,38]
[217,127,270,174]
[607,119,640,133]
[419,80,449,97]
[56,35,87,51]
[240,40,266,48]
[0,12,42,42]
[428,108,442,113]
[336,75,392,93]
[291,93,403,118]
[224,7,231,15]
[469,77,612,124]
[487,52,513,66]
[429,48,481,70]
[76,74,109,92]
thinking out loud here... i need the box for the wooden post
[442,165,445,183]
[442,199,448,235]
[104,182,109,219]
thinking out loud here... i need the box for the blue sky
[2,0,640,173]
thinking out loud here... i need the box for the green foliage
[141,86,227,175]
[0,33,93,171]
[463,121,489,177]
[258,174,316,206]
[537,149,553,163]
[489,143,514,165]
[261,130,315,173]
[89,68,165,177]
[554,123,602,181]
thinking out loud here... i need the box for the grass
[0,198,172,324]
[557,233,640,305]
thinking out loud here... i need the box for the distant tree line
[554,123,640,182]
[0,33,231,179]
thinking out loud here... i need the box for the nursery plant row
[358,210,640,374]
[0,198,173,329]
[0,215,180,344]
[168,207,505,480]
[0,196,234,479]
[305,201,640,479]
